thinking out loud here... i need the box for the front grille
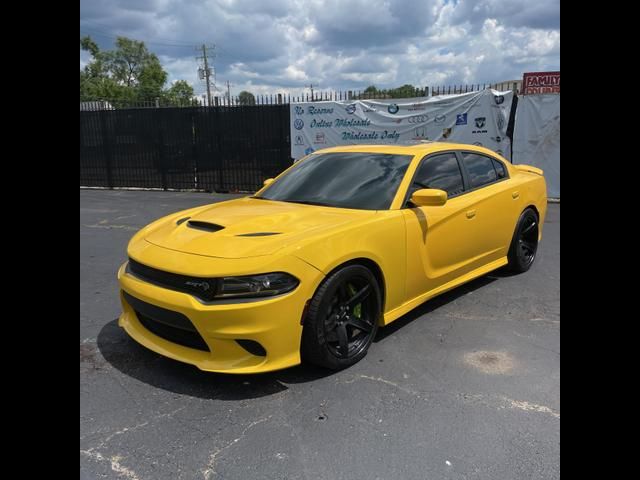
[127,257,220,301]
[123,291,210,352]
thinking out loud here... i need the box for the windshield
[256,152,413,210]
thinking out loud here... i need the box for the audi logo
[408,115,428,124]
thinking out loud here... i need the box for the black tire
[301,264,382,370]
[507,208,539,273]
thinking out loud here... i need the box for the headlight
[216,272,299,299]
[126,258,299,301]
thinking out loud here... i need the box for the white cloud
[80,0,559,97]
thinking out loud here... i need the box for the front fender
[290,211,406,314]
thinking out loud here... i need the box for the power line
[80,28,206,49]
[80,20,197,45]
[79,26,234,61]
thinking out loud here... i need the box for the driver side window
[411,153,465,197]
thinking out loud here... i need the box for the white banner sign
[512,94,560,197]
[290,89,513,160]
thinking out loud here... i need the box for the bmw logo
[387,103,399,114]
[435,114,446,124]
[494,95,505,105]
[294,119,304,130]
[345,104,356,114]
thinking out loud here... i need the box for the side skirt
[381,257,508,326]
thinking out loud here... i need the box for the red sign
[522,71,560,94]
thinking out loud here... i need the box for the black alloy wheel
[507,208,539,273]
[302,264,381,369]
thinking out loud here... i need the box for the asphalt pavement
[80,189,560,480]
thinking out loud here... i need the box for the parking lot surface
[80,189,560,480]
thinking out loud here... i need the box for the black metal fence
[80,105,291,192]
[81,84,520,192]
[80,83,518,110]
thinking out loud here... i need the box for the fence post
[158,127,167,190]
[190,111,198,190]
[99,109,114,189]
[506,92,518,163]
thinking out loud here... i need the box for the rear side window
[412,153,465,197]
[492,159,506,179]
[461,152,498,188]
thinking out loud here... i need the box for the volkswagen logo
[387,103,399,114]
[408,115,428,123]
[345,104,357,114]
[494,95,505,105]
[435,114,446,124]
[294,119,304,130]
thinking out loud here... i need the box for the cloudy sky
[80,0,559,99]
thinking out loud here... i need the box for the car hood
[144,197,376,259]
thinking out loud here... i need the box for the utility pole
[226,80,231,103]
[196,44,215,106]
[306,83,314,101]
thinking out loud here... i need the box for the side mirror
[263,178,275,187]
[410,188,447,207]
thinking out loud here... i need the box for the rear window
[492,158,507,179]
[461,152,498,188]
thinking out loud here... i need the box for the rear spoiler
[513,164,544,176]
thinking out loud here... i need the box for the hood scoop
[186,220,225,232]
[236,232,281,237]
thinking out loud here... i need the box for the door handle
[466,210,476,219]
[512,191,520,199]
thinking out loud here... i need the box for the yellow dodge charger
[117,143,546,373]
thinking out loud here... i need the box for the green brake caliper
[347,283,362,318]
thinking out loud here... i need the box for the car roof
[313,142,502,158]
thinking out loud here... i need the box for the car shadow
[96,271,500,400]
[374,273,498,343]
[96,320,333,401]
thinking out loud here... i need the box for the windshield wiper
[249,196,270,200]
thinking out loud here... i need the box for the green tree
[163,80,196,106]
[388,84,420,98]
[238,91,256,105]
[80,35,168,102]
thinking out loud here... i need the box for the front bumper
[117,254,323,374]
